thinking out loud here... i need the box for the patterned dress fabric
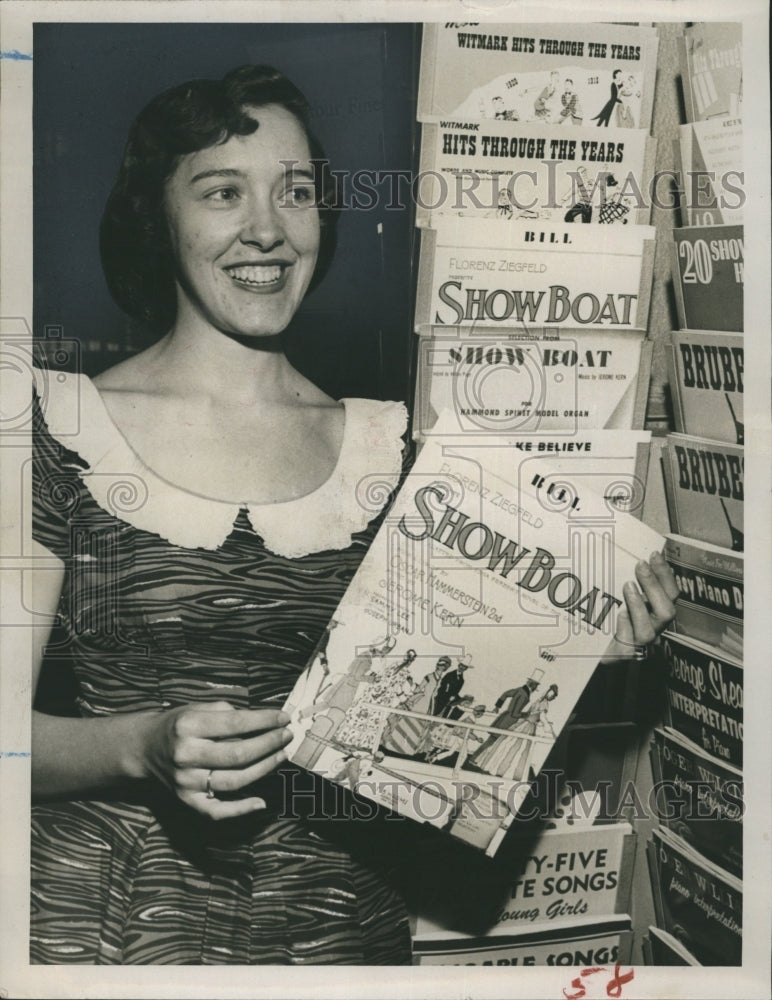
[30,372,412,965]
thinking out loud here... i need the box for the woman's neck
[145,318,306,407]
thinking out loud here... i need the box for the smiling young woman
[94,84,343,506]
[28,63,678,967]
[29,65,412,966]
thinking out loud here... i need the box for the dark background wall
[33,22,420,404]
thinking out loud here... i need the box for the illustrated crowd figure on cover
[294,642,562,785]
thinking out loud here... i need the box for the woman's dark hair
[100,65,339,333]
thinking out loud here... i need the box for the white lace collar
[33,369,407,557]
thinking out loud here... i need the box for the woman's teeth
[228,265,284,286]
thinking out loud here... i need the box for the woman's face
[163,103,320,339]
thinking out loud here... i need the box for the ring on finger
[614,635,649,661]
[205,769,216,800]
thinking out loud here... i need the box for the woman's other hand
[604,550,680,661]
[138,702,293,819]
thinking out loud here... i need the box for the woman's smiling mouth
[225,263,289,288]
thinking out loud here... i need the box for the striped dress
[30,372,412,965]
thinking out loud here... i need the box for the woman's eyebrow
[287,167,315,178]
[188,166,316,185]
[189,167,245,184]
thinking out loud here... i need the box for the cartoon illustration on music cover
[416,119,657,227]
[418,22,659,130]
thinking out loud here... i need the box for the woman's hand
[138,702,293,820]
[603,550,680,662]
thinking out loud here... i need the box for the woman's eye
[287,185,316,207]
[206,187,240,203]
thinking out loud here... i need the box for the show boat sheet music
[284,429,664,857]
[416,430,652,525]
[415,218,656,333]
[413,331,650,437]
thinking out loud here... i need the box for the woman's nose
[239,195,284,252]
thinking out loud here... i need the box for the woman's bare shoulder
[286,369,339,410]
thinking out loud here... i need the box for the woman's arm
[30,540,289,819]
[30,543,147,795]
